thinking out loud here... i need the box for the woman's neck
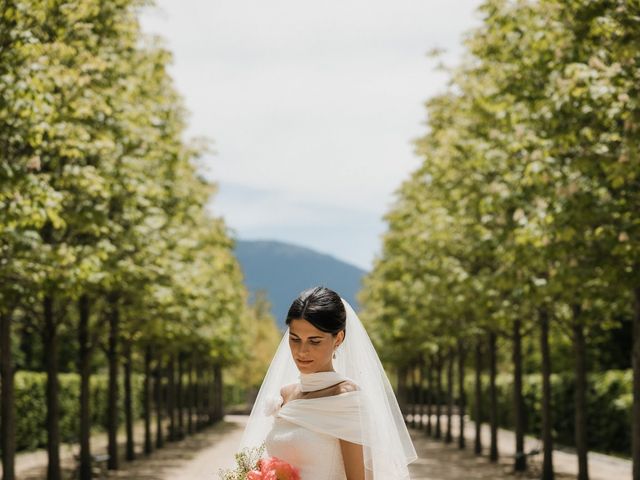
[299,370,346,392]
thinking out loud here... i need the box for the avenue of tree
[359,1,639,480]
[0,1,283,480]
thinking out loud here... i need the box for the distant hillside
[233,239,367,331]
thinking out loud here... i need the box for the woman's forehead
[289,318,328,336]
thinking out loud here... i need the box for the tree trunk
[474,338,483,455]
[418,354,424,430]
[177,353,184,438]
[633,286,640,480]
[167,356,176,440]
[124,341,134,461]
[203,366,210,425]
[78,295,92,480]
[513,318,526,471]
[187,362,194,434]
[489,331,499,462]
[1,311,16,480]
[540,306,555,480]
[457,338,466,450]
[155,356,164,448]
[214,363,224,422]
[209,365,216,424]
[107,292,119,470]
[436,351,442,440]
[572,304,589,480]
[196,365,205,430]
[144,345,152,455]
[445,346,454,444]
[397,365,408,422]
[410,361,417,429]
[426,354,433,436]
[193,365,199,430]
[44,294,61,480]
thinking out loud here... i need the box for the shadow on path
[16,415,630,479]
[408,426,574,480]
[18,420,240,480]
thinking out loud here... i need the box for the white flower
[263,394,283,416]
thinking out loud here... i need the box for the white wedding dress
[239,297,418,479]
[263,371,363,480]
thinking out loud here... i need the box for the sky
[140,0,484,271]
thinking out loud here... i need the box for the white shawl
[270,390,364,445]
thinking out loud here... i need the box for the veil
[238,297,418,479]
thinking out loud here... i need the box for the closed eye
[290,338,321,345]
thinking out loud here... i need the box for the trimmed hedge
[11,371,144,452]
[464,369,632,457]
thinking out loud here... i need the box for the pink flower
[258,456,300,480]
[247,470,263,480]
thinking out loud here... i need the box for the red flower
[249,456,300,480]
[247,470,263,480]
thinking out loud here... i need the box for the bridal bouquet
[218,443,300,480]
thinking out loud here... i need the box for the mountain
[233,239,368,331]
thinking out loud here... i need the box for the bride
[238,286,417,479]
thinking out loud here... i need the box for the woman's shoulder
[280,383,298,399]
[279,379,360,402]
[336,379,360,394]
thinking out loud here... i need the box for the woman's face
[288,318,344,373]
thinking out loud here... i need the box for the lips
[297,359,313,364]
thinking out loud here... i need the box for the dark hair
[286,286,346,336]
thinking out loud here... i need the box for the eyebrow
[289,332,324,339]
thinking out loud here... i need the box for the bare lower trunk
[195,365,203,429]
[1,311,16,480]
[155,356,164,448]
[457,339,466,450]
[177,354,184,439]
[572,304,589,480]
[124,341,134,461]
[410,361,417,429]
[202,366,208,428]
[418,354,424,430]
[426,355,433,436]
[397,365,408,422]
[633,286,640,480]
[436,351,442,439]
[513,318,526,471]
[489,331,498,462]
[144,345,152,455]
[187,362,194,434]
[211,364,217,422]
[445,347,454,444]
[204,366,211,425]
[474,338,483,455]
[107,292,119,470]
[44,294,61,480]
[540,307,554,480]
[78,295,92,480]
[167,356,176,440]
[214,363,224,421]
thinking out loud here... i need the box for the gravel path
[7,414,632,479]
[407,414,631,480]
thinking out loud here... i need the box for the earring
[333,350,337,359]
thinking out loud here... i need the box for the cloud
[140,0,483,269]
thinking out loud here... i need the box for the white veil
[238,297,418,479]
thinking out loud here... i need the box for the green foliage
[465,369,632,457]
[228,291,281,390]
[358,2,638,461]
[1,0,253,415]
[11,371,144,452]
